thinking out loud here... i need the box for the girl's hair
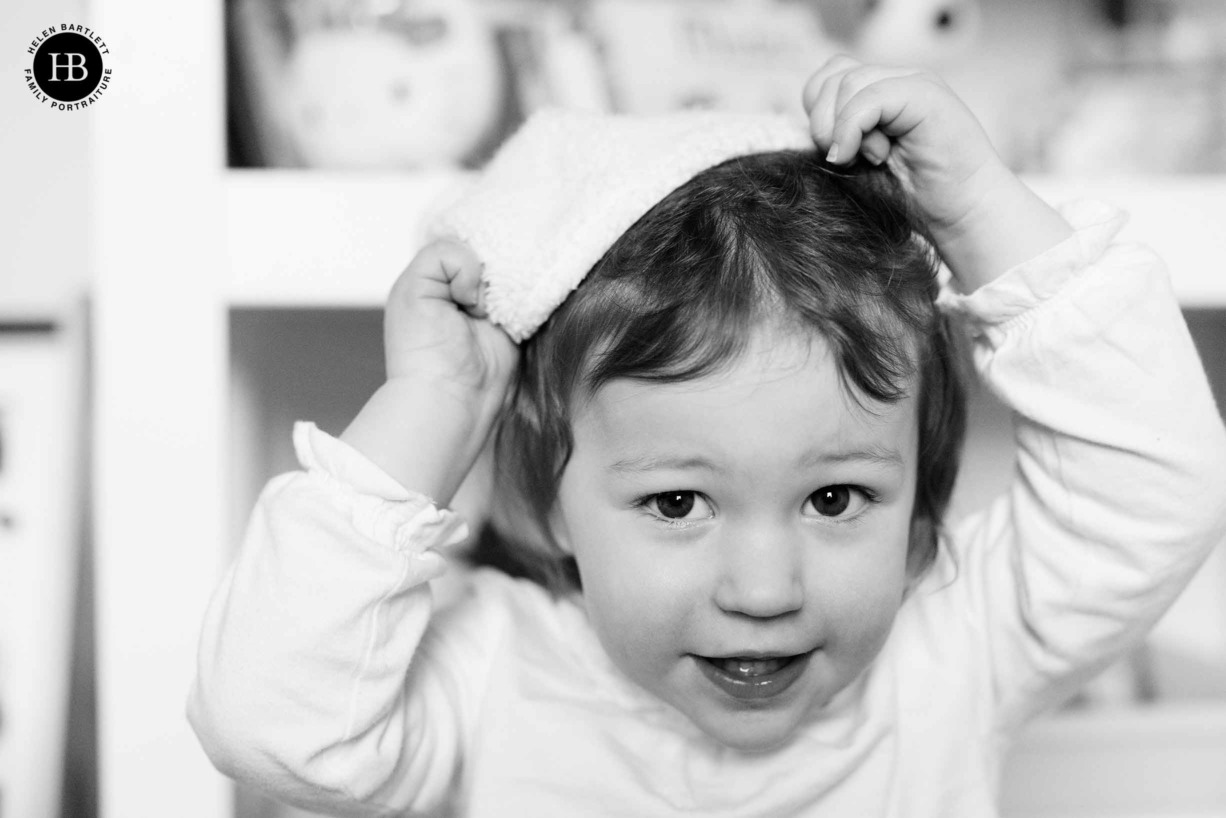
[471,149,967,593]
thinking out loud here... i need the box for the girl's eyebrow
[800,445,905,469]
[608,454,721,475]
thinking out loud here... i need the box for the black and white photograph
[4,1,1226,817]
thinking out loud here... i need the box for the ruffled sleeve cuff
[937,200,1129,330]
[292,421,469,562]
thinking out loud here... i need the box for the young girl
[189,58,1226,816]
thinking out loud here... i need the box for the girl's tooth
[718,657,786,677]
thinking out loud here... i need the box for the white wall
[0,0,90,315]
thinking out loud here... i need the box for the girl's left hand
[803,56,1005,241]
[802,55,1071,290]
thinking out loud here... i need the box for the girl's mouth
[693,651,813,701]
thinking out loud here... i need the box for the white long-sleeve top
[188,202,1226,817]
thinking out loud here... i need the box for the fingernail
[825,144,839,164]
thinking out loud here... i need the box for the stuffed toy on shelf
[588,0,980,119]
[822,0,981,67]
[233,0,508,170]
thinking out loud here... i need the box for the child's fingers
[802,55,863,155]
[829,77,924,166]
[807,63,894,161]
[806,60,924,165]
[831,64,917,119]
[832,70,941,166]
[396,238,487,317]
[436,240,488,318]
[802,54,860,116]
[860,130,893,166]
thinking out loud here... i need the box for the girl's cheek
[841,575,906,643]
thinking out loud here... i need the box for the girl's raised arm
[189,240,518,814]
[341,239,519,506]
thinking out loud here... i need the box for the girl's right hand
[384,238,518,396]
[340,240,518,505]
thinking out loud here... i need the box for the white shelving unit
[91,0,229,816]
[221,171,1226,310]
[1027,176,1226,308]
[91,1,1226,817]
[224,170,466,308]
[1003,703,1226,818]
[0,312,87,818]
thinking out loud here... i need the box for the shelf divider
[225,169,469,308]
[224,172,1226,309]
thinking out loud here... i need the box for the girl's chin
[684,706,807,754]
[701,722,799,754]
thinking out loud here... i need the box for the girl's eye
[655,491,695,518]
[805,485,875,520]
[641,491,713,525]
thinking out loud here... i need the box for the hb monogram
[48,53,89,82]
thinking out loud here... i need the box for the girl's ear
[548,505,574,555]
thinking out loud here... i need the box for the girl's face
[553,326,918,752]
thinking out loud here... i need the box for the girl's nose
[713,524,805,619]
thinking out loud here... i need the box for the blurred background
[3,0,1226,816]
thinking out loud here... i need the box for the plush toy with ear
[277,0,505,170]
[814,0,981,66]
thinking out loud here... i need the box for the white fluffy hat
[427,109,813,342]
